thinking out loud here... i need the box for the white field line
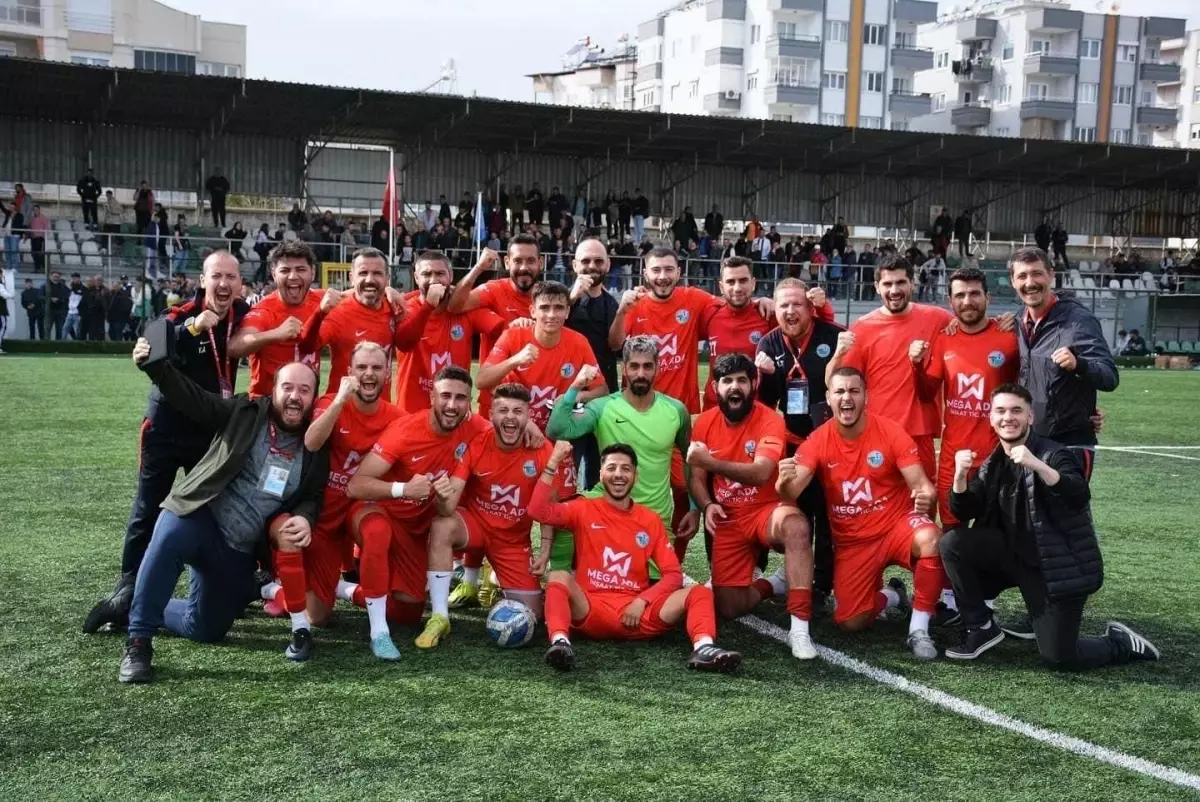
[1095,446,1200,462]
[1097,445,1200,451]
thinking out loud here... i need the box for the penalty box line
[1095,446,1200,462]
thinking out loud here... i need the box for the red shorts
[913,434,936,482]
[350,502,431,601]
[306,524,352,608]
[936,452,969,528]
[710,504,790,587]
[459,507,539,592]
[832,512,935,625]
[574,591,674,641]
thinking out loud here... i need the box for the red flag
[382,166,397,227]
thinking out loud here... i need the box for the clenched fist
[514,344,539,368]
[549,438,575,466]
[806,286,826,308]
[192,309,221,333]
[477,248,500,271]
[620,286,647,310]
[571,274,595,299]
[755,351,776,375]
[909,339,929,364]
[835,330,856,358]
[404,474,432,500]
[432,475,455,500]
[1051,347,1077,372]
[910,487,935,515]
[686,441,712,468]
[777,457,798,484]
[274,316,303,340]
[572,363,600,390]
[132,337,151,366]
[1008,445,1037,468]
[953,449,976,475]
[320,287,343,313]
[335,375,359,403]
[424,282,448,307]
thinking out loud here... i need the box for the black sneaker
[686,644,743,674]
[119,637,154,683]
[999,613,1036,640]
[811,589,831,619]
[933,601,963,628]
[285,628,313,662]
[1105,621,1160,662]
[252,567,274,588]
[945,621,1006,660]
[544,639,575,672]
[83,575,135,634]
[887,577,911,617]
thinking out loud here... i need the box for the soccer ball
[485,600,536,648]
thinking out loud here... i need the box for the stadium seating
[1167,340,1182,353]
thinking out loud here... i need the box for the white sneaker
[788,629,818,660]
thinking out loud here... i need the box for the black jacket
[755,318,844,442]
[1018,293,1117,446]
[632,195,650,218]
[954,214,972,241]
[205,175,230,199]
[21,286,41,313]
[950,433,1102,599]
[77,176,102,201]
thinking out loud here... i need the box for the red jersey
[241,289,324,397]
[312,394,403,531]
[622,286,715,414]
[395,290,506,414]
[451,432,576,538]
[843,303,953,436]
[370,410,490,524]
[700,301,776,408]
[301,295,398,387]
[795,413,923,544]
[925,321,1019,468]
[690,402,787,513]
[484,327,604,432]
[475,278,535,417]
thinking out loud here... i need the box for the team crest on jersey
[635,531,650,548]
[867,450,884,468]
[749,330,763,345]
[675,309,690,324]
[454,442,467,460]
[523,460,537,478]
[816,343,831,359]
[449,324,465,341]
[561,363,575,378]
[988,350,1006,368]
[744,440,757,457]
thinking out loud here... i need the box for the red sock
[786,588,812,621]
[752,577,775,603]
[273,549,308,614]
[387,598,423,625]
[357,512,392,599]
[351,585,366,609]
[913,555,947,614]
[544,581,572,642]
[673,537,689,563]
[463,548,484,571]
[684,584,717,643]
[872,591,889,618]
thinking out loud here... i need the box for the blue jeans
[128,507,258,642]
[3,235,18,271]
[633,215,645,242]
[65,312,80,339]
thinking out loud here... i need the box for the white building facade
[529,41,638,110]
[634,0,940,129]
[1157,31,1200,148]
[911,0,1185,145]
[0,0,246,77]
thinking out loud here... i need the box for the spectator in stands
[370,214,389,255]
[507,186,525,230]
[273,222,286,244]
[82,276,107,341]
[1051,220,1069,270]
[954,209,972,259]
[1162,261,1181,293]
[11,184,31,232]
[77,167,102,230]
[29,205,50,274]
[21,278,42,340]
[132,277,153,336]
[435,194,451,225]
[225,222,247,262]
[486,230,502,252]
[1034,216,1052,253]
[672,206,699,251]
[319,210,341,237]
[704,204,724,244]
[828,249,844,299]
[134,181,154,235]
[603,190,619,240]
[252,224,272,282]
[144,214,161,279]
[930,208,952,257]
[526,182,545,226]
[107,279,132,341]
[66,273,85,339]
[153,204,170,265]
[400,234,415,266]
[46,271,68,338]
[547,186,568,231]
[919,250,944,301]
[102,190,123,250]
[0,270,10,352]
[172,215,191,274]
[1122,329,1148,356]
[572,189,587,223]
[830,217,849,256]
[857,243,877,300]
[288,203,306,232]
[339,223,357,257]
[631,188,649,242]
[205,168,230,228]
[617,191,631,238]
[453,203,474,234]
[1115,329,1131,354]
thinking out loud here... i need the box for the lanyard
[267,420,295,459]
[785,326,814,381]
[207,307,234,386]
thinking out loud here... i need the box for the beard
[718,392,751,423]
[629,378,652,397]
[270,401,310,433]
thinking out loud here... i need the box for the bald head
[272,361,318,431]
[201,250,243,314]
[573,238,610,290]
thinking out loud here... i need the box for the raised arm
[305,378,356,452]
[899,462,937,517]
[545,386,605,442]
[445,249,499,313]
[135,337,236,431]
[528,441,577,528]
[607,288,644,351]
[776,455,816,499]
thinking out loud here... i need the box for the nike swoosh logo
[827,462,838,468]
[355,329,368,337]
[410,455,427,463]
[338,428,351,434]
[635,317,648,323]
[477,471,493,477]
[614,418,628,424]
[590,522,605,529]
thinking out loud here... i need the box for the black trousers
[50,310,66,340]
[120,420,209,580]
[135,210,150,235]
[940,526,1130,670]
[571,432,601,492]
[27,311,43,340]
[31,237,45,271]
[211,196,226,228]
[81,199,99,227]
[1052,243,1069,270]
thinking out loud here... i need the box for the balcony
[704,92,742,112]
[1136,104,1180,127]
[1025,7,1082,33]
[957,17,997,41]
[894,0,937,24]
[951,102,992,128]
[953,60,993,83]
[706,0,747,21]
[764,79,820,106]
[705,47,744,66]
[1023,53,1079,77]
[765,33,821,61]
[889,91,932,117]
[0,1,42,26]
[891,45,934,72]
[768,0,822,12]
[1139,61,1182,84]
[638,63,663,81]
[1144,17,1186,40]
[1019,97,1075,121]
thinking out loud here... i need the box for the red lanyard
[267,420,295,459]
[786,326,814,382]
[207,307,233,387]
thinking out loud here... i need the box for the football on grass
[486,600,536,648]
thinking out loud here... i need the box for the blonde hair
[773,277,809,298]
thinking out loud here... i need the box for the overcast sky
[170,0,1199,100]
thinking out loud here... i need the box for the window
[860,116,883,129]
[1081,39,1101,59]
[1079,83,1098,104]
[198,61,241,77]
[1028,39,1051,55]
[134,49,196,75]
[691,34,700,53]
[1074,127,1096,142]
[892,76,911,93]
[1118,44,1138,63]
[669,83,679,101]
[933,92,946,111]
[671,38,679,57]
[0,41,16,58]
[863,24,886,46]
[890,120,911,131]
[623,84,634,100]
[689,80,699,98]
[935,51,949,69]
[777,21,796,39]
[1146,46,1159,62]
[1111,128,1130,144]
[1194,86,1200,103]
[996,126,1011,136]
[1002,43,1014,60]
[1140,89,1153,106]
[773,114,794,122]
[823,71,847,90]
[1138,131,1151,146]
[825,20,847,43]
[747,71,759,90]
[770,57,819,87]
[71,52,110,67]
[1115,85,1133,105]
[895,32,915,49]
[750,25,761,45]
[821,113,846,125]
[999,84,1012,104]
[865,72,884,92]
[1026,83,1049,100]
[1191,123,1200,140]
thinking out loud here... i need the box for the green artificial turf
[0,357,1197,801]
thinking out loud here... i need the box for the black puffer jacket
[950,433,1103,600]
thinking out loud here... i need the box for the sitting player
[687,353,818,660]
[778,367,946,660]
[529,441,742,674]
[415,383,576,648]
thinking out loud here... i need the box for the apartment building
[634,0,940,129]
[0,0,245,77]
[911,0,1185,145]
[1158,31,1200,148]
[529,37,638,110]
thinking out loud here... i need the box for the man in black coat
[77,168,102,229]
[21,278,43,340]
[940,383,1159,668]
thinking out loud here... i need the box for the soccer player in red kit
[478,279,607,431]
[779,367,946,661]
[414,383,577,649]
[688,353,818,660]
[530,441,743,674]
[395,250,511,413]
[345,365,490,660]
[259,342,402,639]
[296,248,428,390]
[701,257,834,408]
[916,266,1018,529]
